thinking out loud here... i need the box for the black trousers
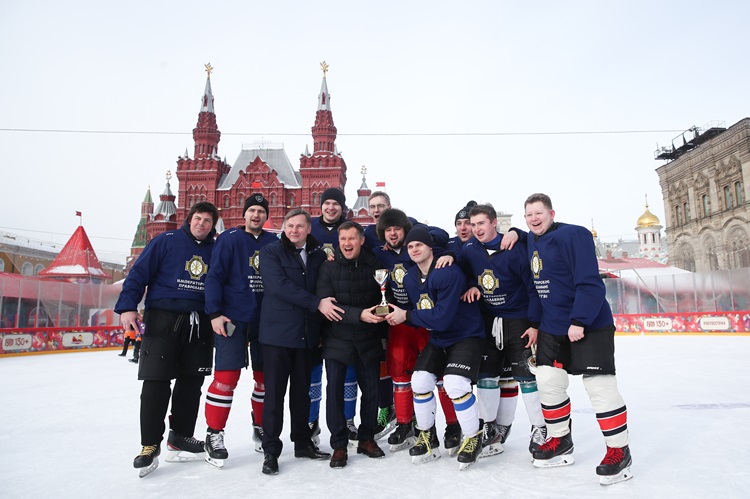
[261,344,315,457]
[325,356,379,449]
[140,376,204,445]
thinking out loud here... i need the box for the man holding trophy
[316,221,390,468]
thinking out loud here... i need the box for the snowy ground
[2,335,748,498]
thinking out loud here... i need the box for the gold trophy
[374,269,391,316]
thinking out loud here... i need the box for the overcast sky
[1,1,748,264]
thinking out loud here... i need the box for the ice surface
[1,335,748,498]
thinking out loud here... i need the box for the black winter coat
[316,246,388,365]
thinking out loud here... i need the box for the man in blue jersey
[115,202,219,478]
[385,226,485,470]
[524,193,632,485]
[461,203,546,459]
[201,193,277,467]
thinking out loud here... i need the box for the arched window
[224,195,230,208]
[238,193,244,207]
[270,192,277,206]
[34,264,44,276]
[289,194,295,207]
[21,262,33,276]
[0,259,4,272]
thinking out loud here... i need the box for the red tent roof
[37,226,111,280]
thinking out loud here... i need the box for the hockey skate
[204,429,228,468]
[374,405,397,440]
[252,412,263,453]
[133,445,160,478]
[388,421,416,452]
[457,428,483,471]
[529,425,547,454]
[532,432,574,468]
[309,419,321,446]
[346,418,359,444]
[479,421,505,458]
[597,445,633,485]
[409,426,441,464]
[166,430,205,462]
[443,422,462,456]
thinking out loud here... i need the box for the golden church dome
[636,205,661,228]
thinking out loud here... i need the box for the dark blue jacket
[115,222,215,314]
[404,262,484,348]
[259,232,326,349]
[204,227,277,324]
[527,222,613,335]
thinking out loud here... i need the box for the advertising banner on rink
[614,311,750,335]
[0,327,123,356]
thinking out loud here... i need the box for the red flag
[375,182,386,187]
[75,211,82,217]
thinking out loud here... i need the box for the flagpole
[76,211,82,226]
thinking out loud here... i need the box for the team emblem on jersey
[391,264,407,288]
[249,251,261,273]
[185,255,208,280]
[479,269,498,293]
[322,243,335,259]
[531,251,543,278]
[416,293,434,310]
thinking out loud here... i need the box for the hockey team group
[114,187,633,486]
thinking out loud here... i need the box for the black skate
[497,423,512,443]
[374,405,397,440]
[204,428,228,468]
[409,426,440,464]
[133,445,160,478]
[532,432,574,468]
[166,430,205,462]
[309,419,321,446]
[529,425,547,454]
[252,412,263,453]
[597,445,633,485]
[346,418,359,443]
[388,421,416,452]
[479,421,505,458]
[443,422,462,456]
[457,427,483,471]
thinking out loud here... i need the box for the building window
[724,185,732,209]
[223,195,229,208]
[683,202,690,222]
[34,264,44,276]
[270,192,277,206]
[0,259,4,272]
[702,195,710,217]
[238,194,244,208]
[289,194,295,207]
[21,262,33,276]
[736,181,744,205]
[675,205,682,225]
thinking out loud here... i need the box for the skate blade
[479,443,504,459]
[599,466,633,485]
[458,459,477,471]
[532,453,575,468]
[389,436,417,453]
[446,445,459,457]
[165,449,204,462]
[205,455,225,469]
[253,441,263,453]
[411,450,441,464]
[137,458,159,478]
[375,420,397,441]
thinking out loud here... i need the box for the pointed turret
[193,62,221,160]
[311,61,337,155]
[146,171,178,242]
[350,165,373,223]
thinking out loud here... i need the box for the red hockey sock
[438,383,458,425]
[205,369,240,430]
[393,380,414,424]
[251,370,265,426]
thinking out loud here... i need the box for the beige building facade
[656,118,750,272]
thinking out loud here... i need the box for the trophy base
[374,305,390,317]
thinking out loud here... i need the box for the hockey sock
[476,376,500,423]
[411,370,437,430]
[536,365,571,438]
[583,374,629,447]
[205,369,240,430]
[140,380,171,445]
[496,379,519,426]
[519,380,545,427]
[170,375,205,438]
[437,380,458,425]
[393,378,414,423]
[344,364,358,420]
[308,362,323,424]
[251,370,265,426]
[444,374,479,436]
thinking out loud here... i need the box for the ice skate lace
[497,425,511,440]
[530,425,547,445]
[183,435,203,446]
[139,445,158,457]
[415,430,433,452]
[458,435,478,454]
[601,446,624,465]
[210,431,226,450]
[539,436,561,451]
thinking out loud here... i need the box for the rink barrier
[0,326,124,356]
[614,310,750,335]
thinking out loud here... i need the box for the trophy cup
[373,269,391,316]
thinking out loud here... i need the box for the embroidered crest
[254,194,264,203]
[531,251,543,279]
[249,251,261,273]
[417,293,434,310]
[185,255,208,280]
[322,243,335,259]
[479,269,498,293]
[391,264,407,288]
